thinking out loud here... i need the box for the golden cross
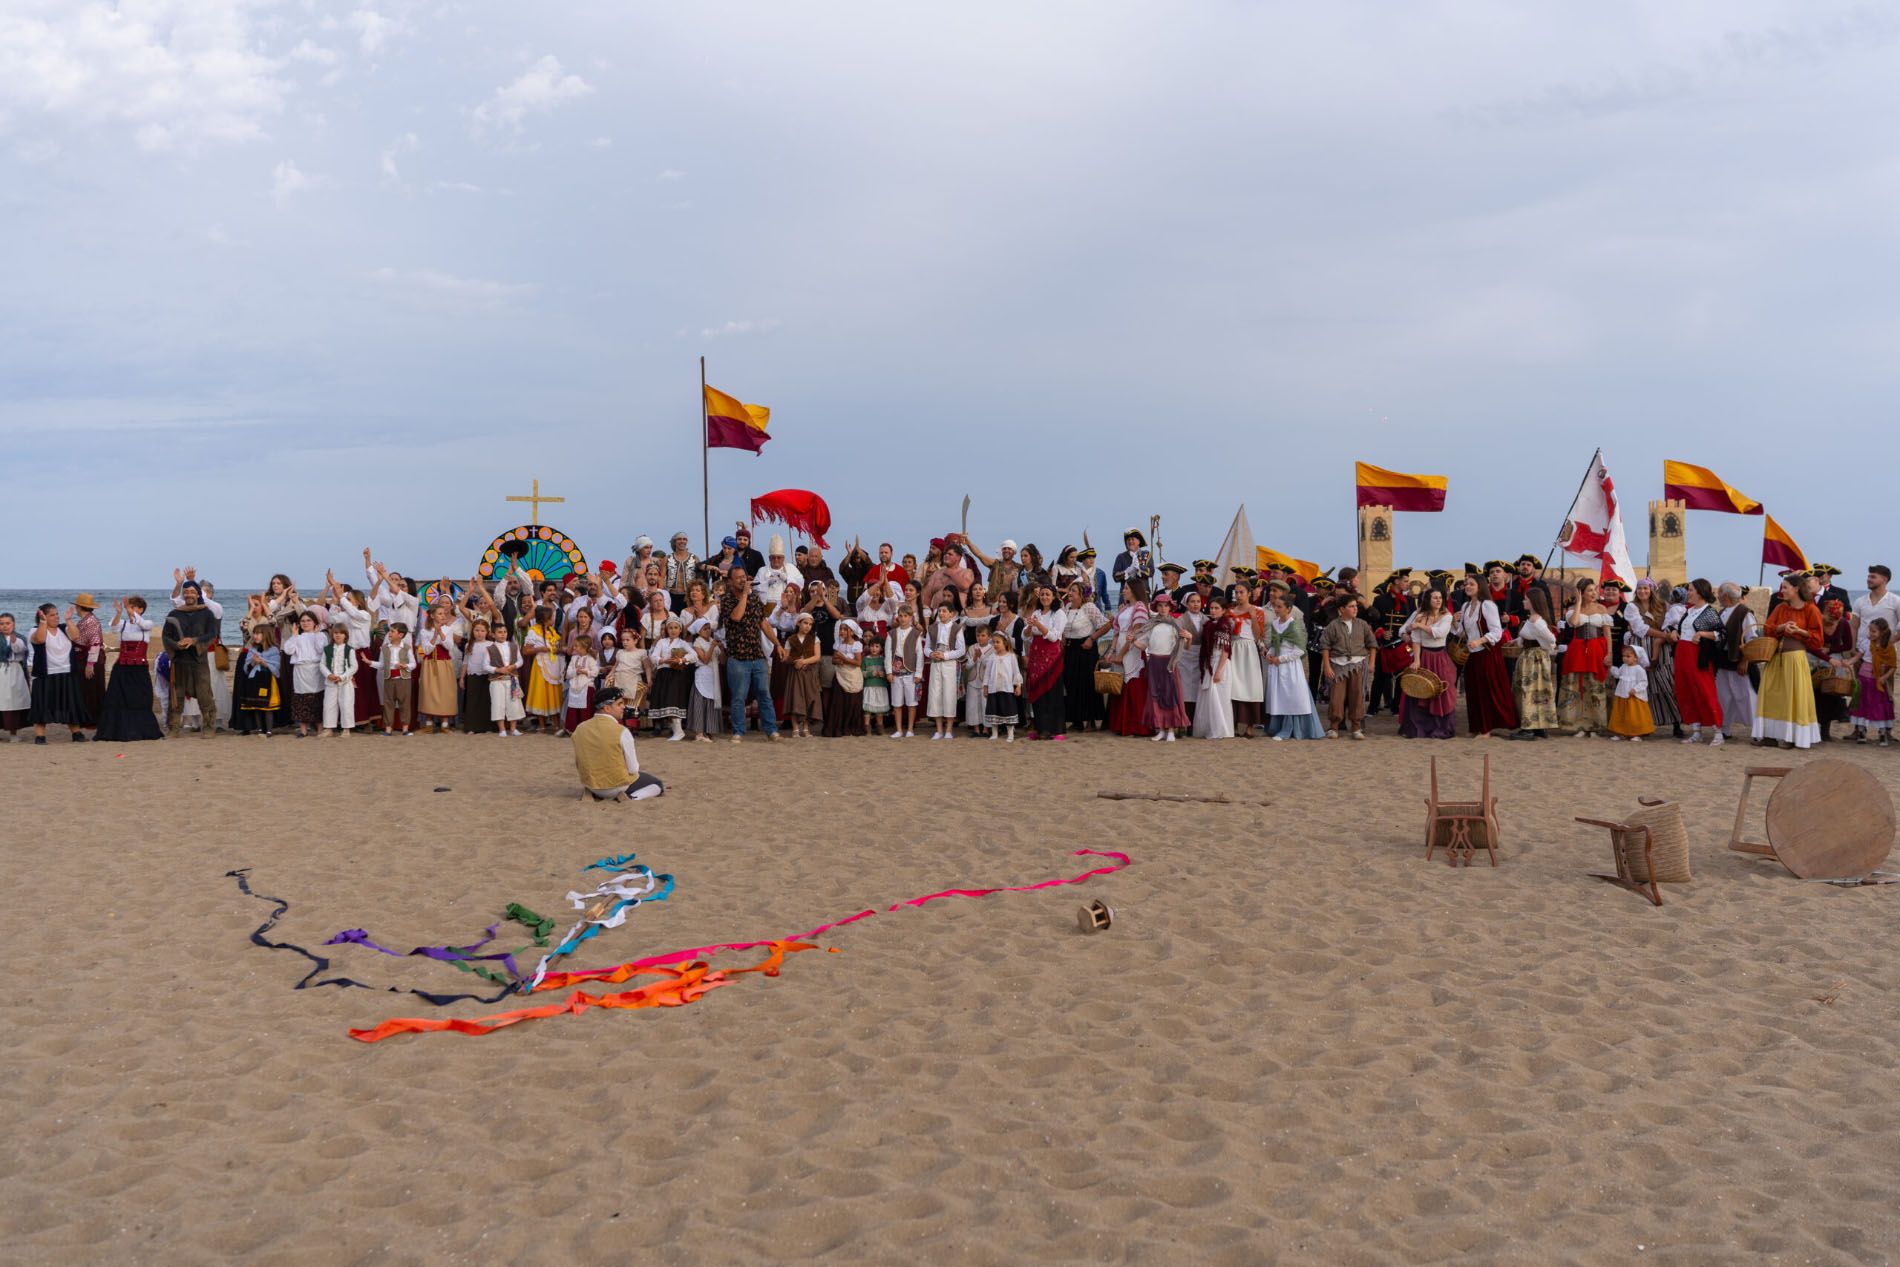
[505,478,565,524]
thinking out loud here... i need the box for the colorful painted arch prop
[1663,460,1763,515]
[478,524,587,583]
[1355,462,1448,512]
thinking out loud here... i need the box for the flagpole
[700,356,711,557]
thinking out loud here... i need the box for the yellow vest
[572,715,636,790]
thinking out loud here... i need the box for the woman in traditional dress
[0,612,29,739]
[1106,582,1153,737]
[767,584,803,721]
[97,596,163,742]
[1262,585,1325,740]
[415,603,461,733]
[646,615,694,741]
[1751,577,1823,749]
[521,605,565,731]
[1050,546,1087,595]
[1667,578,1725,746]
[1190,595,1234,739]
[1023,585,1068,739]
[1227,584,1267,738]
[1817,599,1856,742]
[1853,618,1896,746]
[1061,582,1109,732]
[1512,586,1559,739]
[822,619,867,737]
[1638,580,1683,738]
[1176,590,1204,724]
[231,624,282,735]
[1558,578,1611,736]
[1456,575,1518,737]
[1396,586,1456,739]
[1715,583,1758,740]
[1138,592,1190,741]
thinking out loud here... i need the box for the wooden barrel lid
[1766,760,1895,879]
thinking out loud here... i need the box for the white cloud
[347,8,396,56]
[700,319,781,339]
[586,135,613,149]
[428,180,485,193]
[655,167,684,182]
[379,130,418,182]
[471,54,593,136]
[271,158,322,204]
[289,39,338,67]
[0,0,289,151]
[368,267,532,314]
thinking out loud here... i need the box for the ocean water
[0,589,252,643]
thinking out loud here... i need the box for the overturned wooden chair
[1424,755,1500,867]
[1575,797,1690,907]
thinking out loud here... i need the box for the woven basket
[1814,667,1854,697]
[1740,636,1777,665]
[1447,641,1470,667]
[1399,667,1446,700]
[1502,642,1522,659]
[1618,800,1692,884]
[1094,667,1124,696]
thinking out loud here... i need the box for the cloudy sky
[4,1,1896,586]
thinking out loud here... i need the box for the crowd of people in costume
[5,527,1896,755]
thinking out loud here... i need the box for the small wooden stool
[1424,755,1499,867]
[1728,760,1895,879]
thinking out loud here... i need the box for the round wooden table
[1765,760,1895,879]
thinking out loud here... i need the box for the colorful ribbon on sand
[349,849,1131,1042]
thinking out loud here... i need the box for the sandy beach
[5,723,1899,1265]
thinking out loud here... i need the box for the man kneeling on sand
[573,689,664,801]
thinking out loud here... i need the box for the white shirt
[1456,600,1503,648]
[1518,615,1556,651]
[329,597,373,649]
[283,630,326,665]
[1143,622,1180,657]
[41,627,73,674]
[1611,663,1649,700]
[112,614,154,644]
[367,568,422,630]
[380,638,417,676]
[926,618,965,660]
[754,563,804,604]
[651,637,694,671]
[1402,611,1452,648]
[1024,608,1068,642]
[464,641,495,674]
[615,727,641,778]
[1853,591,1900,655]
[984,651,1023,693]
[1063,602,1106,639]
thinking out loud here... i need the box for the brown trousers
[1327,664,1368,731]
[383,676,415,730]
[167,653,218,734]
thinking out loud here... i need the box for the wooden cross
[506,478,564,524]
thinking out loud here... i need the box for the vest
[572,715,636,791]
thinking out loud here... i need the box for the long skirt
[1852,666,1895,728]
[1026,639,1065,736]
[1672,643,1723,728]
[788,665,825,721]
[31,668,91,729]
[822,683,866,737]
[1192,668,1233,739]
[688,688,723,735]
[1609,694,1654,738]
[1264,653,1324,738]
[1108,672,1153,737]
[96,662,162,741]
[1751,650,1819,747]
[461,673,495,733]
[1464,646,1518,735]
[354,646,381,729]
[79,651,106,723]
[648,667,693,722]
[417,657,457,719]
[1265,705,1326,739]
[1062,640,1102,727]
[232,664,279,734]
[1513,647,1559,732]
[1647,643,1681,727]
[1142,655,1189,730]
[770,657,791,721]
[1399,647,1458,739]
[1229,634,1264,727]
[1717,669,1757,734]
[523,655,563,716]
[1559,673,1609,733]
[291,688,322,728]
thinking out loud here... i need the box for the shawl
[0,633,23,665]
[1198,613,1233,676]
[1146,613,1187,671]
[1264,612,1307,662]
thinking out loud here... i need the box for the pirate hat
[1515,553,1541,568]
[1812,563,1841,576]
[1311,576,1336,591]
[1192,558,1217,570]
[1122,527,1147,546]
[1484,559,1511,573]
[1158,561,1186,575]
[1077,546,1098,560]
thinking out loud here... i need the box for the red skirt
[1109,672,1153,736]
[1025,638,1063,702]
[1673,641,1723,727]
[1561,637,1608,680]
[1464,645,1519,735]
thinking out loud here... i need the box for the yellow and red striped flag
[1256,546,1320,582]
[1663,460,1762,515]
[705,385,771,454]
[1761,514,1808,572]
[1355,462,1447,512]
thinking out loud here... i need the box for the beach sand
[5,722,1899,1265]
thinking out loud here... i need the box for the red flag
[749,489,831,550]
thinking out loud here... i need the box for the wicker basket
[1399,667,1447,700]
[1814,666,1855,697]
[1619,800,1692,884]
[1502,642,1522,659]
[1740,636,1777,665]
[1447,641,1470,667]
[1093,667,1124,696]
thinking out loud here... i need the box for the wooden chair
[1424,755,1499,867]
[1575,802,1667,907]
